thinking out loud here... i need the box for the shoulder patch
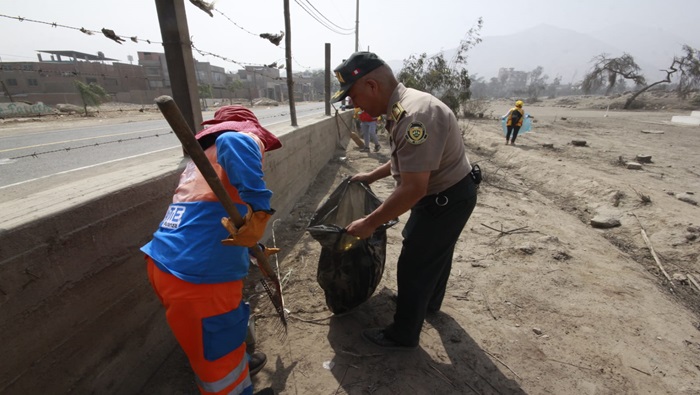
[391,102,406,122]
[405,121,427,145]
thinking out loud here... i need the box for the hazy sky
[0,0,698,73]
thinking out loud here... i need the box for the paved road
[0,102,326,188]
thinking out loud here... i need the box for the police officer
[331,52,478,350]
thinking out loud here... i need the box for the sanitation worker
[141,105,281,395]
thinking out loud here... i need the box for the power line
[293,0,354,35]
[299,0,353,32]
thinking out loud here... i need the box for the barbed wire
[7,130,174,160]
[0,65,150,80]
[1,11,316,72]
[1,55,283,82]
[190,44,286,81]
[0,13,162,45]
[213,8,312,70]
[213,9,259,37]
[4,106,322,160]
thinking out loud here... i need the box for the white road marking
[0,145,180,190]
[0,128,167,153]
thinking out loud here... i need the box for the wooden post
[355,0,359,52]
[283,0,297,126]
[154,0,203,136]
[325,43,331,116]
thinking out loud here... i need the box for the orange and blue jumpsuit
[142,130,269,395]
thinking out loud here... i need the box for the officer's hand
[350,172,373,184]
[345,217,376,240]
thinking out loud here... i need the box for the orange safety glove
[220,205,275,247]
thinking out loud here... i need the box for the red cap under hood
[195,105,282,152]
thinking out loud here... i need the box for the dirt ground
[69,94,699,395]
[238,94,700,395]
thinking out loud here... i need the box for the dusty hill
[142,95,700,394]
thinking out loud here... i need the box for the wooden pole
[354,0,359,52]
[154,0,202,137]
[325,43,331,116]
[283,0,297,126]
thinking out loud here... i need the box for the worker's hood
[196,105,282,152]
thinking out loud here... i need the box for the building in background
[137,51,170,90]
[0,50,151,106]
[1,49,324,108]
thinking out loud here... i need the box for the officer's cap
[331,52,386,103]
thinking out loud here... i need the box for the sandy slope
[142,97,700,394]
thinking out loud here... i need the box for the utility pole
[154,0,202,135]
[283,0,297,126]
[325,43,331,116]
[354,0,359,52]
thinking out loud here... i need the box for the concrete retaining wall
[671,115,700,126]
[0,111,351,394]
[0,101,54,117]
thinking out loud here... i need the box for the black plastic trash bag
[307,177,398,314]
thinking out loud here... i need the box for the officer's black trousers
[386,175,477,346]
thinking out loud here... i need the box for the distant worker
[501,100,533,145]
[141,106,281,395]
[358,108,381,152]
[376,114,387,134]
[353,105,362,133]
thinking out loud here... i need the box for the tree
[546,76,561,98]
[397,18,483,116]
[74,80,109,116]
[198,84,213,110]
[226,80,244,103]
[198,84,213,99]
[307,70,326,100]
[675,45,700,99]
[582,46,700,109]
[527,66,549,101]
[581,53,645,96]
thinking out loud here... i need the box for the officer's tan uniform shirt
[385,83,472,196]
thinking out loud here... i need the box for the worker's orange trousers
[147,257,253,395]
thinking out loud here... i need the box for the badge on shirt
[391,102,406,122]
[405,121,427,145]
